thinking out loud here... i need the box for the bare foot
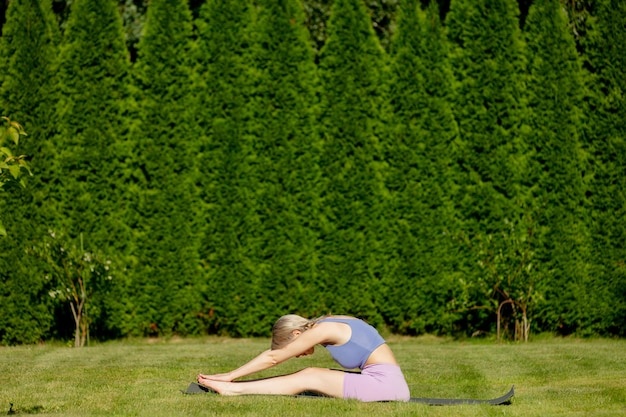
[197,376,235,395]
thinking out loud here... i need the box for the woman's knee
[296,367,320,376]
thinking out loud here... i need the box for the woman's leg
[197,367,345,398]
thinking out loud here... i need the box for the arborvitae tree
[0,0,59,344]
[446,0,531,336]
[523,0,590,336]
[381,0,462,335]
[316,0,389,323]
[0,0,58,130]
[55,0,131,247]
[245,0,322,328]
[584,0,626,336]
[193,0,258,336]
[53,0,132,338]
[129,0,202,336]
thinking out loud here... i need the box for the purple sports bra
[319,317,386,369]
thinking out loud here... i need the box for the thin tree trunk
[497,299,514,342]
[70,302,80,348]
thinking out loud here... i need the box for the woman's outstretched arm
[198,323,334,382]
[198,349,278,382]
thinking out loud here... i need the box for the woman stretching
[197,315,410,402]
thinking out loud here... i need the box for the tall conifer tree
[50,0,132,339]
[446,0,530,334]
[129,0,202,336]
[316,0,389,322]
[54,0,131,254]
[523,0,590,335]
[584,0,626,335]
[381,0,461,334]
[0,0,59,344]
[193,0,258,336]
[246,0,322,326]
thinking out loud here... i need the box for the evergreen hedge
[382,0,462,335]
[0,0,624,343]
[584,0,626,336]
[193,0,258,336]
[446,0,534,337]
[0,0,59,344]
[51,0,132,339]
[316,0,390,326]
[54,0,132,253]
[523,0,590,335]
[244,0,322,327]
[129,0,203,337]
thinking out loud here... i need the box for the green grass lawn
[1,336,625,416]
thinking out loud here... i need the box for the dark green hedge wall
[0,0,59,344]
[0,0,624,344]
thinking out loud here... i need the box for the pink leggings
[343,364,410,402]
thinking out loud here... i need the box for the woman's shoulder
[314,317,354,346]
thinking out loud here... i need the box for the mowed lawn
[1,336,625,416]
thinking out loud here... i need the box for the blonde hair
[271,314,320,350]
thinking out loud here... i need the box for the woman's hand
[197,372,233,382]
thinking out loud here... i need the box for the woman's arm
[199,324,335,381]
[197,349,276,382]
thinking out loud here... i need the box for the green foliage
[381,0,462,335]
[17,0,402,58]
[0,256,54,345]
[193,0,258,336]
[30,231,115,347]
[0,0,60,345]
[446,0,532,336]
[456,215,539,341]
[42,0,134,340]
[54,0,132,255]
[244,0,323,328]
[0,0,624,342]
[0,0,59,128]
[0,0,59,238]
[0,0,58,235]
[447,0,529,219]
[302,0,400,52]
[0,116,31,241]
[583,0,626,336]
[523,0,590,335]
[316,0,389,324]
[0,117,30,195]
[0,114,50,345]
[129,0,203,337]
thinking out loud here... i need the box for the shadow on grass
[7,403,45,415]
